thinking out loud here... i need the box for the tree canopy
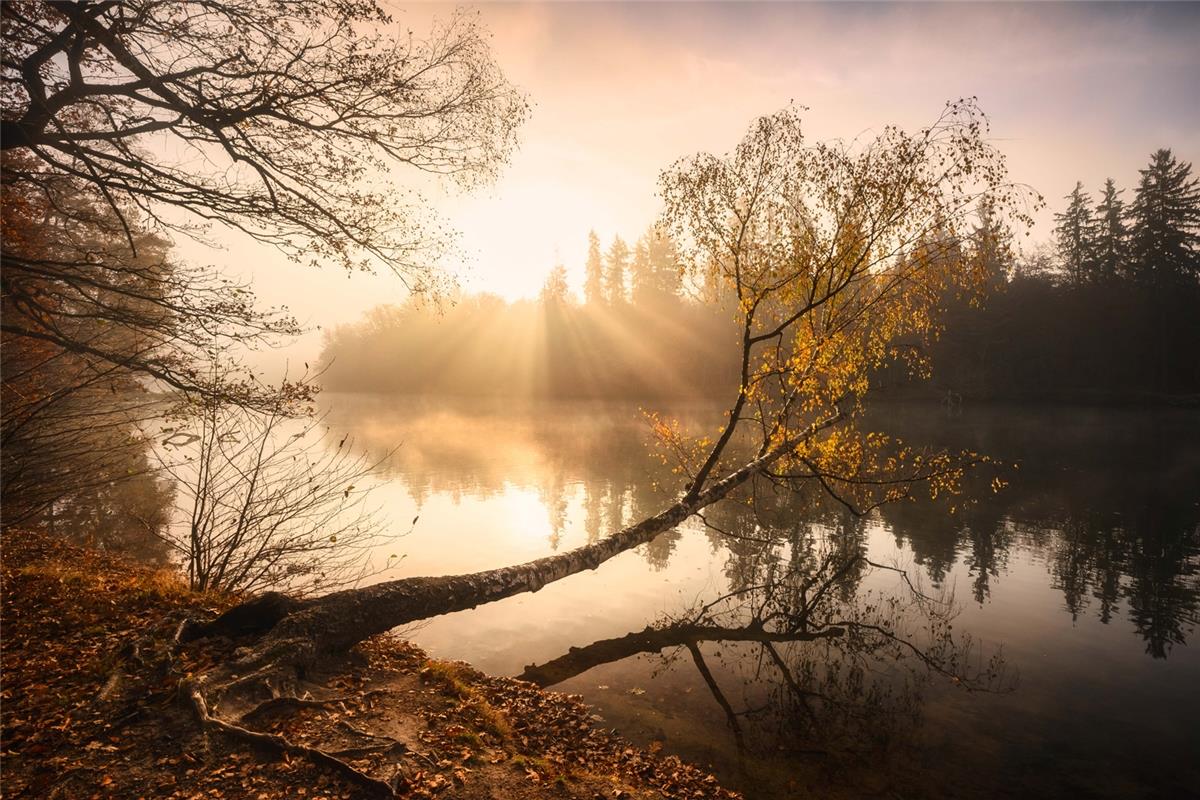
[1,0,528,286]
[657,99,1034,510]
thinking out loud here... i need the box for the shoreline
[0,530,743,800]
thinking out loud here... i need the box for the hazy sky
[182,1,1200,367]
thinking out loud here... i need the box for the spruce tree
[584,230,604,305]
[1127,149,1200,286]
[645,227,682,298]
[631,227,682,305]
[971,198,1012,289]
[1093,178,1128,282]
[1053,181,1097,286]
[605,235,630,304]
[630,236,653,305]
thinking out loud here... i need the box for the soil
[0,530,742,800]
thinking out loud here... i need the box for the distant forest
[319,148,1200,404]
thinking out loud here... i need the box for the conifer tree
[584,230,605,305]
[540,264,571,306]
[645,227,683,298]
[1054,181,1097,286]
[631,237,653,305]
[972,198,1012,289]
[606,235,631,304]
[629,228,682,305]
[1093,178,1128,282]
[1127,149,1200,286]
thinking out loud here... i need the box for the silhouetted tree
[584,230,605,305]
[1054,181,1097,286]
[1127,149,1200,287]
[1093,178,1128,282]
[156,392,393,595]
[972,198,1014,289]
[1,0,528,288]
[605,235,631,304]
[539,264,571,306]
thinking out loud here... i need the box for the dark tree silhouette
[1054,181,1097,286]
[1,0,528,286]
[1127,149,1200,287]
[156,395,394,596]
[1093,178,1128,282]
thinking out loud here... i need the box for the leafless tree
[155,392,398,596]
[1,0,528,286]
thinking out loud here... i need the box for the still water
[322,395,1200,800]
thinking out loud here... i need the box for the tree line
[321,146,1200,404]
[317,233,744,399]
[914,148,1200,403]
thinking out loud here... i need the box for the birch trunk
[223,412,843,661]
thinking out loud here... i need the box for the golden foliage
[655,100,1037,509]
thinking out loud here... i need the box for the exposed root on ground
[185,678,400,798]
[4,529,743,800]
[238,695,343,725]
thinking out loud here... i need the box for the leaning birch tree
[185,101,1036,723]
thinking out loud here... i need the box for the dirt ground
[0,530,742,800]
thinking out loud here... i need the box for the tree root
[328,724,412,762]
[185,678,398,799]
[334,719,442,770]
[238,695,340,725]
[337,718,394,742]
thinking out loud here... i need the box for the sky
[176,1,1200,368]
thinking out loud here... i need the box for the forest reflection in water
[323,395,1200,799]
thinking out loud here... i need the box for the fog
[167,1,1200,375]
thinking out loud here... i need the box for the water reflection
[322,395,1200,799]
[519,521,1011,764]
[871,407,1200,660]
[335,396,1199,661]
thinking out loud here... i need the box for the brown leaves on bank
[1,531,740,800]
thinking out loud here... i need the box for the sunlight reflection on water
[320,394,1200,800]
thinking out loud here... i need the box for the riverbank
[0,530,741,800]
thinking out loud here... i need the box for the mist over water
[320,394,1200,800]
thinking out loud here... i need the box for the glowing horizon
[171,1,1199,370]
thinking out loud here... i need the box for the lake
[321,395,1200,800]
